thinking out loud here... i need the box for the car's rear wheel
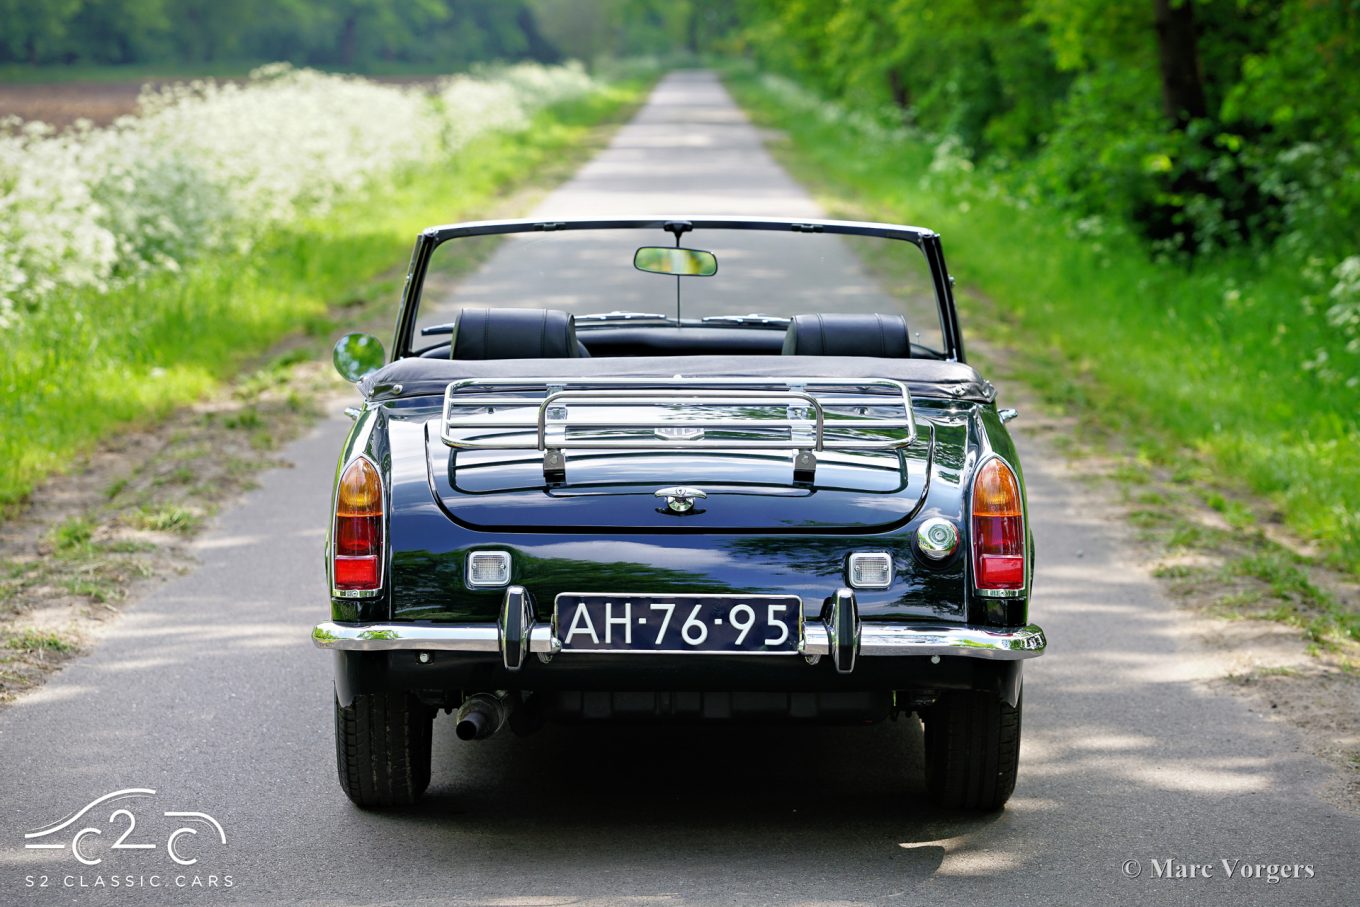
[923,690,1022,811]
[334,691,434,808]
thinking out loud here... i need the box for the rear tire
[334,692,434,808]
[923,690,1022,811]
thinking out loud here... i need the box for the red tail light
[972,458,1025,591]
[333,457,383,592]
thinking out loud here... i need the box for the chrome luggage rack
[440,377,917,484]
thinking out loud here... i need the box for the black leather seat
[781,313,912,357]
[450,307,588,359]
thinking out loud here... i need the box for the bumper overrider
[312,586,1046,674]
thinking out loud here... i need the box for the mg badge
[655,425,705,441]
[655,486,708,514]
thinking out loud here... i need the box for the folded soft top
[361,355,995,402]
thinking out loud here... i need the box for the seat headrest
[451,307,586,360]
[781,313,912,357]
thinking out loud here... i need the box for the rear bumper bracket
[499,585,534,671]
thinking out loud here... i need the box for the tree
[1152,0,1208,126]
[0,0,83,64]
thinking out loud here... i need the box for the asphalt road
[2,71,1356,907]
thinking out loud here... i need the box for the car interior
[417,307,933,360]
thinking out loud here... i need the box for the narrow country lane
[1,71,1354,907]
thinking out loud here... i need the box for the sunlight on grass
[5,630,76,654]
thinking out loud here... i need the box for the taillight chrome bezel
[331,455,385,599]
[968,453,1027,599]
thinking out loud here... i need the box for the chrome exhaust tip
[455,691,512,741]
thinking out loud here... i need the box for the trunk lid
[424,422,935,533]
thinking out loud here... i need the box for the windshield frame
[391,216,965,362]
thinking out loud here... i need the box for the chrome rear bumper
[312,586,1046,673]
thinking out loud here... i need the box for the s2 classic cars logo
[24,789,226,866]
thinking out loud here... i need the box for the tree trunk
[516,6,561,63]
[338,14,358,69]
[887,68,911,110]
[1152,0,1208,126]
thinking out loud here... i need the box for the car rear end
[315,366,1044,810]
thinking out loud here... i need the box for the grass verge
[0,77,650,510]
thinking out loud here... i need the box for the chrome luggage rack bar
[440,377,917,484]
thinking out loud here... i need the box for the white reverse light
[467,550,511,587]
[848,552,893,589]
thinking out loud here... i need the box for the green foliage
[729,69,1360,575]
[0,0,745,72]
[50,515,96,552]
[730,0,1358,259]
[0,0,564,69]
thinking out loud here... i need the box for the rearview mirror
[332,332,385,383]
[634,246,718,277]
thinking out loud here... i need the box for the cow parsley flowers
[0,62,595,323]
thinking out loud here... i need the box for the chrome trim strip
[313,622,498,652]
[313,620,1046,660]
[331,588,381,600]
[861,623,1045,659]
[974,588,1026,599]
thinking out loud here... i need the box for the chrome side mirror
[332,333,385,383]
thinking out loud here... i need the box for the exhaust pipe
[455,691,512,741]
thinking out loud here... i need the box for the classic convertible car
[313,216,1046,811]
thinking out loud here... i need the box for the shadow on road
[340,718,1003,899]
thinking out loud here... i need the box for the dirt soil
[0,74,442,128]
[0,81,148,127]
[0,343,351,700]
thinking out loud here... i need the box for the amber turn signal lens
[972,458,1025,591]
[972,458,1022,517]
[337,458,383,517]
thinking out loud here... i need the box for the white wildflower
[0,62,596,318]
